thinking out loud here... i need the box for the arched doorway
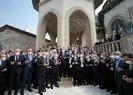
[36,12,57,49]
[69,10,91,47]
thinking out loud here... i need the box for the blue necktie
[116,59,120,70]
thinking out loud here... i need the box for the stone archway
[69,10,91,47]
[36,12,58,50]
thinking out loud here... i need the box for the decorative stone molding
[38,0,51,7]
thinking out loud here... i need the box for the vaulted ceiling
[45,10,89,37]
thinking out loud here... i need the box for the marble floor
[5,78,113,95]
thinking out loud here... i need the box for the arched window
[111,19,125,34]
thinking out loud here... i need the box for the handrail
[95,40,121,46]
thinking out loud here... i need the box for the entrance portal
[69,10,91,47]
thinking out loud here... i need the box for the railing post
[111,43,115,52]
[115,42,119,51]
[108,43,111,54]
[105,44,108,53]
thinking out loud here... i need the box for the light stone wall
[104,0,133,36]
[0,29,36,51]
[121,35,133,53]
[37,0,96,49]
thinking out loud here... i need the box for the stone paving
[5,78,111,95]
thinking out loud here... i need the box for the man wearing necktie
[20,48,35,95]
[118,53,133,95]
[59,48,66,78]
[36,50,48,95]
[71,54,80,86]
[49,50,60,89]
[112,51,125,94]
[8,49,25,95]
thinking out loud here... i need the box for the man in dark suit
[78,52,86,85]
[112,51,127,94]
[49,50,60,89]
[110,57,117,94]
[84,52,93,85]
[118,53,133,95]
[8,49,25,95]
[36,50,48,95]
[0,51,8,95]
[20,48,35,95]
[59,48,67,78]
[71,53,80,86]
[45,50,51,88]
[98,53,107,89]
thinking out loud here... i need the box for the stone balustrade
[94,35,133,54]
[94,40,121,54]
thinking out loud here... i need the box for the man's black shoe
[110,91,117,94]
[27,88,33,92]
[55,84,59,87]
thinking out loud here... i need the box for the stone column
[57,15,70,49]
[36,18,47,50]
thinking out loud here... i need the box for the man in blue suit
[112,51,128,94]
[20,48,35,95]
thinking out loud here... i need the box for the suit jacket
[49,56,60,68]
[59,51,67,59]
[71,56,80,66]
[9,55,25,75]
[24,54,35,68]
[113,58,125,71]
[113,58,129,80]
[0,59,8,75]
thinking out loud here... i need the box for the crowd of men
[0,45,133,95]
[95,32,121,45]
